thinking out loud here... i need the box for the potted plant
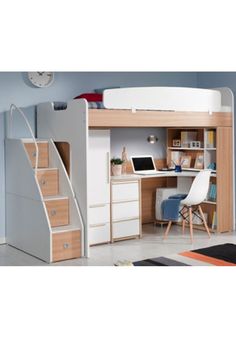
[111,157,124,176]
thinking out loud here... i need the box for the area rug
[133,243,236,266]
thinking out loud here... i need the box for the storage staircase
[6,138,83,263]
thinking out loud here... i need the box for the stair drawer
[112,201,139,221]
[24,142,49,168]
[45,198,69,227]
[89,204,110,225]
[112,219,140,239]
[52,230,81,262]
[37,169,59,196]
[112,181,139,202]
[89,223,110,245]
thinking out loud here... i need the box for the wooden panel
[52,230,81,262]
[37,169,59,196]
[55,142,70,176]
[45,198,69,227]
[89,110,232,128]
[216,127,233,232]
[141,177,169,223]
[24,142,49,168]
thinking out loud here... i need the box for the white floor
[1,224,236,266]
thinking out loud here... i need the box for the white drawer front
[112,201,139,221]
[89,223,110,245]
[112,182,139,202]
[89,204,110,225]
[113,219,140,239]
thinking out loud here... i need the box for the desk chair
[164,170,212,242]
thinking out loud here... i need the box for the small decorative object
[28,72,54,88]
[121,147,128,174]
[173,139,181,147]
[190,141,201,149]
[180,155,192,168]
[194,152,204,169]
[207,162,216,171]
[111,157,124,176]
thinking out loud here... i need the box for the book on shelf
[212,211,217,230]
[207,183,217,202]
[205,130,216,148]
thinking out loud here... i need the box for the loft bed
[37,87,235,257]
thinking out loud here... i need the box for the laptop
[130,155,165,175]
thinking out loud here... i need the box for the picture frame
[173,139,181,147]
[194,152,204,169]
[180,155,191,168]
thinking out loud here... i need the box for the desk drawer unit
[111,179,141,241]
[112,219,140,239]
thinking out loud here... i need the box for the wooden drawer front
[89,204,110,225]
[24,142,49,168]
[112,201,139,221]
[52,230,81,262]
[89,223,110,245]
[45,198,69,227]
[113,219,140,239]
[37,169,59,196]
[112,182,139,202]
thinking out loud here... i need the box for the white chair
[164,170,212,242]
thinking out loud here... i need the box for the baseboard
[0,236,6,244]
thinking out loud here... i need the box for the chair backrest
[181,170,211,206]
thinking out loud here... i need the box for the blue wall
[0,71,199,239]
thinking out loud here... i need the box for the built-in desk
[111,171,215,225]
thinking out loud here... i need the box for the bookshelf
[167,128,218,231]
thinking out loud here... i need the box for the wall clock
[27,72,54,88]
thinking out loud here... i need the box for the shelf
[168,147,204,151]
[202,200,216,205]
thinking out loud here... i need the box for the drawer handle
[50,209,57,216]
[32,151,37,157]
[90,223,106,228]
[40,179,46,185]
[90,204,106,208]
[63,243,70,249]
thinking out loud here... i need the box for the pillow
[74,93,103,102]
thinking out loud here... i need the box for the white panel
[88,130,110,205]
[112,182,139,202]
[89,204,110,225]
[112,201,139,221]
[89,223,110,245]
[104,87,222,112]
[5,139,51,262]
[112,219,139,239]
[37,100,89,256]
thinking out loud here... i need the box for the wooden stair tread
[52,225,81,233]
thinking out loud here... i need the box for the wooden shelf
[168,147,204,151]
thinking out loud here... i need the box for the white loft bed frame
[36,87,235,257]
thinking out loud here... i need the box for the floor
[1,224,236,266]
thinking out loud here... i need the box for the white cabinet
[88,130,111,245]
[111,179,141,241]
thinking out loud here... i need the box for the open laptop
[130,155,165,175]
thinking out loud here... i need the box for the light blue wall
[197,72,236,94]
[0,72,198,239]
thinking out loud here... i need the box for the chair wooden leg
[189,207,193,243]
[163,221,172,240]
[182,207,186,235]
[198,205,211,238]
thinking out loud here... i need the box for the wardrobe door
[88,130,110,205]
[88,130,111,245]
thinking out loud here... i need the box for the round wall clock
[27,72,54,88]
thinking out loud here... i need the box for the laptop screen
[132,156,155,171]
